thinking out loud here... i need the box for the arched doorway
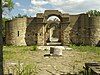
[45,16,61,45]
[36,10,69,46]
[49,22,60,42]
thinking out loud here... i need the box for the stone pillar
[50,47,62,56]
[61,23,70,45]
[50,26,55,42]
[37,23,46,45]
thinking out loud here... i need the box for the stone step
[50,47,62,56]
[37,46,72,50]
[47,42,61,46]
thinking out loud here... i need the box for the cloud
[46,0,64,5]
[30,0,86,13]
[27,0,100,15]
[22,9,34,14]
[47,0,100,14]
[15,2,21,7]
[22,6,46,15]
[31,0,48,6]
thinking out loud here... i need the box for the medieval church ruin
[5,10,100,46]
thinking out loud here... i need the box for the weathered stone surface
[5,10,100,46]
[50,47,62,56]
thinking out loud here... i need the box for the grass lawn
[3,45,100,75]
[70,45,100,54]
[3,46,38,75]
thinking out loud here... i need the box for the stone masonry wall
[37,24,45,45]
[60,16,70,45]
[5,17,27,46]
[69,14,90,45]
[25,18,38,45]
[5,11,100,46]
[69,15,79,45]
[77,14,90,45]
[89,16,100,46]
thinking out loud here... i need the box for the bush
[70,44,100,54]
[31,45,37,51]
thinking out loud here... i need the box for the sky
[3,0,100,18]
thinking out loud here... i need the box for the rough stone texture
[89,16,100,46]
[5,17,27,46]
[5,10,100,46]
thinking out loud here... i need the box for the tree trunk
[0,0,4,74]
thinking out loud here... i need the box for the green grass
[3,45,100,75]
[3,45,37,61]
[4,60,38,75]
[3,46,38,75]
[70,44,100,54]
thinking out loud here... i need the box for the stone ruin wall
[5,13,100,46]
[25,18,38,45]
[5,17,27,46]
[5,16,46,46]
[69,14,100,46]
[89,16,100,46]
[69,14,90,45]
[60,17,70,45]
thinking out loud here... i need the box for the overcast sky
[4,0,100,18]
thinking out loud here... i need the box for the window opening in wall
[18,31,19,36]
[35,33,38,36]
[35,41,37,44]
[33,32,34,35]
[40,33,41,36]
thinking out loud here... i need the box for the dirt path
[30,50,100,75]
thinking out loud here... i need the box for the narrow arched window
[18,31,19,36]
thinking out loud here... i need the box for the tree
[86,10,100,16]
[3,0,14,11]
[13,14,29,18]
[0,0,3,75]
[0,0,14,74]
[2,18,8,37]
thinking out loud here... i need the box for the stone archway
[50,24,59,42]
[47,22,61,43]
[35,10,69,46]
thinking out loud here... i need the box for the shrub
[31,45,37,51]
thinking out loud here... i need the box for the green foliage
[86,10,100,16]
[12,14,29,19]
[31,45,37,51]
[3,46,33,60]
[3,46,38,74]
[5,61,38,75]
[3,0,14,11]
[70,44,100,54]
